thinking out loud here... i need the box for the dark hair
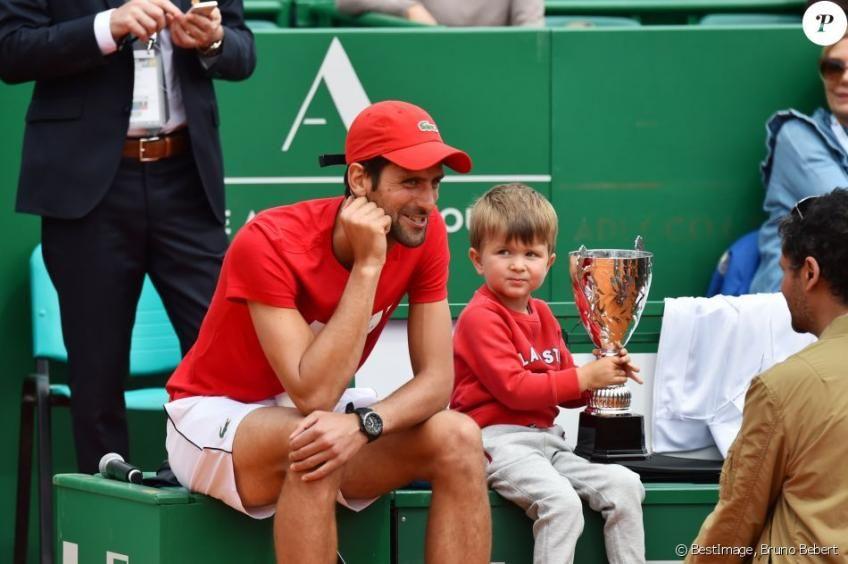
[779,187,848,304]
[343,156,390,197]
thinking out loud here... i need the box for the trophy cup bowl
[568,238,652,461]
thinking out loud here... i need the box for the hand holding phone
[188,1,218,17]
[170,0,222,50]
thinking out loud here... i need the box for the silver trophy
[568,236,652,461]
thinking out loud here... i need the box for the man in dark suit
[0,0,256,473]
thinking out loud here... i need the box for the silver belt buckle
[138,136,161,162]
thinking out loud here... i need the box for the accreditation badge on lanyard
[130,36,169,132]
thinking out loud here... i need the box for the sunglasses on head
[820,58,848,83]
[791,195,820,220]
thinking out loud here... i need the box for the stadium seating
[244,0,292,26]
[699,12,801,24]
[287,0,804,27]
[545,0,804,25]
[15,246,181,564]
[545,15,641,27]
[294,0,430,27]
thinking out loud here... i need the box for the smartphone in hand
[188,1,218,16]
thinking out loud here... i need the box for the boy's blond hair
[468,184,558,252]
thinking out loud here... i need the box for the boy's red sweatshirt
[451,284,589,428]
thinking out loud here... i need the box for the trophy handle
[575,244,588,263]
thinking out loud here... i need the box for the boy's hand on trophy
[616,348,643,384]
[577,356,626,391]
[578,350,643,391]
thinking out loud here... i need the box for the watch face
[363,412,383,437]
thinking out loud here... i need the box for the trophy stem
[586,384,632,416]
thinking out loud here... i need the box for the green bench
[54,474,391,563]
[55,474,717,562]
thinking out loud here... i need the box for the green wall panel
[550,27,821,301]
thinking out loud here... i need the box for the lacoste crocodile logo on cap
[418,120,439,133]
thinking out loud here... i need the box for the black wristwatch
[345,402,383,442]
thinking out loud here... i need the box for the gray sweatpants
[482,425,646,564]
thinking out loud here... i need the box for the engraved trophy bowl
[569,238,653,417]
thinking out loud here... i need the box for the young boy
[451,184,646,564]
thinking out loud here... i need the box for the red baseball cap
[319,100,472,173]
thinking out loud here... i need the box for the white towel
[652,293,814,457]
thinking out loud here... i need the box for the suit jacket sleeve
[201,0,256,81]
[0,0,106,84]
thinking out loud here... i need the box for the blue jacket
[749,108,848,293]
[707,230,760,297]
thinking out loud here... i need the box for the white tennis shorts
[164,388,380,519]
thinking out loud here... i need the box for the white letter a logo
[282,37,371,152]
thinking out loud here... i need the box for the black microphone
[99,452,143,485]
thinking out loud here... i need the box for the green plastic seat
[15,244,181,563]
[46,385,170,408]
[244,0,292,26]
[246,19,281,30]
[294,0,428,27]
[545,15,641,27]
[699,13,801,25]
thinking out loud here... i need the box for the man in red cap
[164,100,492,562]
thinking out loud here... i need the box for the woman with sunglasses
[749,35,848,293]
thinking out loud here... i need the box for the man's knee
[282,464,344,504]
[424,411,486,480]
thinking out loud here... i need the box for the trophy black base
[574,411,648,462]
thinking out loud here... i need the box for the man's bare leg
[231,406,341,563]
[230,407,490,564]
[275,464,341,563]
[341,410,491,564]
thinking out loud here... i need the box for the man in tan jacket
[687,188,848,563]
